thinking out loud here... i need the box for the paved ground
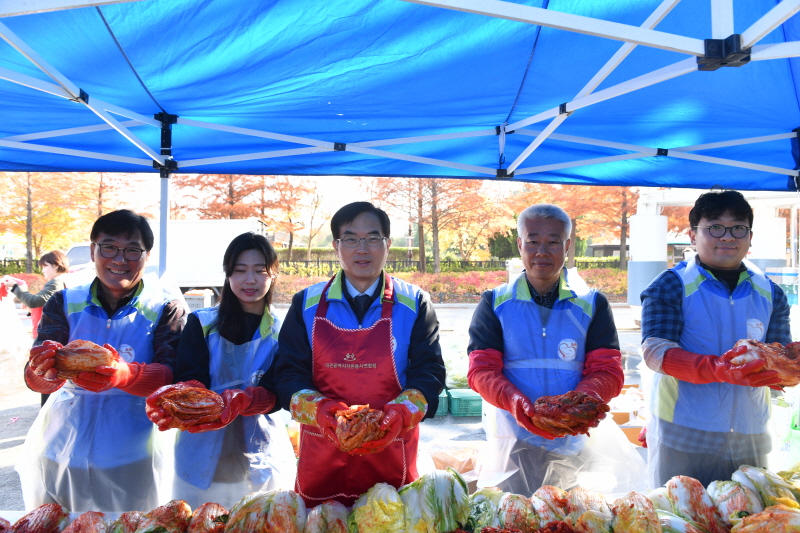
[0,302,642,512]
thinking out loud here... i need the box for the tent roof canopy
[3,0,800,191]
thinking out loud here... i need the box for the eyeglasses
[694,224,751,239]
[92,242,146,261]
[335,236,387,248]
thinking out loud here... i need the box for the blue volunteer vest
[174,306,285,489]
[651,258,774,433]
[301,271,423,387]
[44,279,170,469]
[488,269,597,450]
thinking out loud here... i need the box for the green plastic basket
[447,388,483,417]
[436,390,449,416]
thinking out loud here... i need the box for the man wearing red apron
[275,202,446,507]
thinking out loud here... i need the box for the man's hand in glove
[74,344,133,392]
[663,345,781,387]
[29,340,63,381]
[469,348,560,440]
[290,390,348,445]
[350,389,428,455]
[189,386,276,433]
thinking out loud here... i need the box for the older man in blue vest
[468,203,624,495]
[641,190,787,488]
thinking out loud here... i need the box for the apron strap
[315,273,394,319]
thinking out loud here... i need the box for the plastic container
[447,388,483,417]
[436,389,449,416]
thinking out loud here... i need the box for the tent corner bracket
[657,148,669,156]
[697,35,750,71]
[558,103,572,116]
[334,142,346,151]
[153,158,177,179]
[70,88,89,104]
[496,168,514,179]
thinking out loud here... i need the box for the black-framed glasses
[694,224,751,239]
[335,236,387,248]
[92,242,146,261]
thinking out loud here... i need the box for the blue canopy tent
[2,0,800,269]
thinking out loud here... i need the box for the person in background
[18,209,185,511]
[640,189,787,487]
[275,201,446,507]
[2,250,70,406]
[146,232,295,508]
[468,203,624,495]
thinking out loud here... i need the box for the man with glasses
[19,209,186,511]
[640,189,788,487]
[275,201,445,506]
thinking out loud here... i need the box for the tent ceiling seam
[95,6,166,113]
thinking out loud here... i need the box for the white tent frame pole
[507,0,680,171]
[402,0,705,55]
[0,0,143,18]
[672,132,796,151]
[515,153,653,175]
[0,138,152,165]
[176,118,334,148]
[667,151,800,176]
[0,65,73,98]
[2,120,147,142]
[0,22,165,164]
[711,0,734,38]
[159,177,169,277]
[353,128,496,147]
[507,113,569,173]
[741,0,800,49]
[751,41,800,60]
[180,147,330,168]
[516,128,666,152]
[347,145,496,175]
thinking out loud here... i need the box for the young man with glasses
[275,201,445,507]
[19,209,186,511]
[640,189,788,487]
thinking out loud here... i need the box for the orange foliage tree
[172,174,263,219]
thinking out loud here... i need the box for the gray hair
[517,204,572,241]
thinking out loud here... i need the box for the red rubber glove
[146,380,206,431]
[314,398,349,444]
[638,427,648,448]
[663,345,782,387]
[350,389,428,455]
[24,363,65,394]
[29,340,63,381]
[75,345,172,396]
[468,348,559,440]
[188,387,276,434]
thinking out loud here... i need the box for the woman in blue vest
[147,232,295,508]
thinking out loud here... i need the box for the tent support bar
[0,65,72,99]
[0,138,152,165]
[85,100,164,164]
[667,151,800,176]
[347,145,496,175]
[2,120,147,142]
[672,132,796,151]
[751,41,800,60]
[402,0,705,55]
[507,113,569,173]
[711,0,734,39]
[176,117,334,148]
[516,128,658,152]
[576,0,680,98]
[0,21,81,98]
[508,58,696,131]
[515,153,653,175]
[741,0,800,49]
[353,128,496,147]
[0,0,144,18]
[180,147,329,168]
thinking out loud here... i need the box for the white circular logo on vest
[250,370,265,386]
[746,319,765,341]
[118,344,135,363]
[391,335,397,355]
[558,339,578,361]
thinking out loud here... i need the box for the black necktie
[354,294,371,320]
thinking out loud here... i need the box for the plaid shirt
[641,265,791,454]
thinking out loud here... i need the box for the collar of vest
[88,278,144,308]
[195,306,275,340]
[677,257,772,301]
[495,269,594,317]
[326,270,386,302]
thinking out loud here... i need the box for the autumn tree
[303,186,329,260]
[260,176,314,261]
[0,172,90,270]
[172,174,262,219]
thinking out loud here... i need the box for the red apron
[294,275,420,506]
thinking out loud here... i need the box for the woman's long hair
[216,232,279,341]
